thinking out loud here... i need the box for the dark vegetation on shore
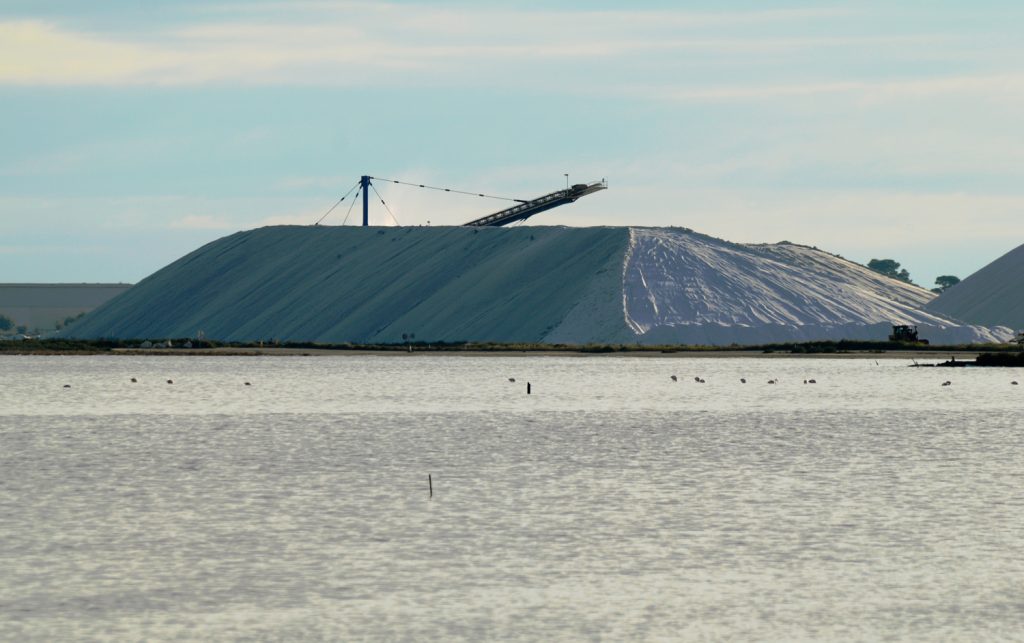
[975,352,1024,366]
[926,352,1024,367]
[2,338,1022,355]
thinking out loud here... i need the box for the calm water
[1,354,1023,641]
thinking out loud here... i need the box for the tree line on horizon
[866,259,959,294]
[0,311,85,336]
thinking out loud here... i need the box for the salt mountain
[65,226,1012,345]
[927,242,1024,332]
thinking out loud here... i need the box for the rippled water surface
[2,354,1023,640]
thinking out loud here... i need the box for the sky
[2,1,1023,287]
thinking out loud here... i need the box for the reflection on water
[1,355,1023,640]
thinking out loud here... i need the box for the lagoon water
[1,354,1023,640]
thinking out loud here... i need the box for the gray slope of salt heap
[65,226,631,344]
[66,225,1012,345]
[926,242,1024,331]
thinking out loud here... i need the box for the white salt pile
[64,225,1012,345]
[927,242,1024,332]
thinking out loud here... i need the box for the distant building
[0,283,132,333]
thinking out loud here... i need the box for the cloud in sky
[2,1,1023,285]
[658,74,1024,103]
[0,5,986,89]
[167,215,233,230]
[3,3,1020,109]
[0,21,159,85]
[255,212,327,227]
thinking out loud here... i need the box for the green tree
[0,314,13,332]
[867,258,913,284]
[931,275,960,294]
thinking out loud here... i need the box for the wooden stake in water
[527,382,532,395]
[428,474,433,499]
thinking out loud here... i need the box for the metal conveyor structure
[462,180,608,227]
[315,176,607,227]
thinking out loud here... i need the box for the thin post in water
[428,473,433,499]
